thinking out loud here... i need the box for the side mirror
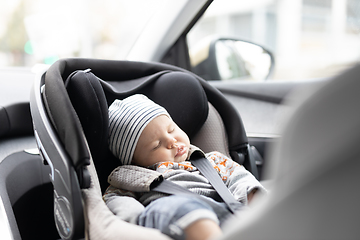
[190,37,275,81]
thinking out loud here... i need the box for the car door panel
[209,79,327,179]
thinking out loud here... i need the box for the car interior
[1,0,359,239]
[2,57,263,239]
[222,63,360,240]
[1,61,360,240]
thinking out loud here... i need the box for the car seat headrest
[46,58,247,154]
[66,69,209,147]
[92,70,208,141]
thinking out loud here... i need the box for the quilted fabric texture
[107,165,163,192]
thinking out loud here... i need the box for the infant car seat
[30,58,256,239]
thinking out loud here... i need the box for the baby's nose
[168,138,177,149]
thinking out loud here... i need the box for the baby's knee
[184,218,222,240]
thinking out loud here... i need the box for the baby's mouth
[175,144,187,158]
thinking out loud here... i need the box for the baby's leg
[184,218,221,240]
[138,195,221,240]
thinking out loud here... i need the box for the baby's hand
[247,189,258,203]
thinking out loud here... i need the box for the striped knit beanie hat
[108,94,170,165]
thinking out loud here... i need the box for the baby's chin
[174,154,189,163]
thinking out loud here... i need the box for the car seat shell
[30,58,251,239]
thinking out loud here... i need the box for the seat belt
[246,144,260,180]
[190,153,243,214]
[152,152,243,214]
[151,179,234,215]
[236,145,260,180]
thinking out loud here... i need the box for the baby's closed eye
[153,141,161,150]
[168,125,175,133]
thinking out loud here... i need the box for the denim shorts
[137,195,231,240]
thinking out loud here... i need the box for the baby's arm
[103,186,144,224]
[206,152,266,204]
[225,162,265,204]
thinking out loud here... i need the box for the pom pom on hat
[108,94,170,165]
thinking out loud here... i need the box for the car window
[187,0,360,81]
[0,0,163,67]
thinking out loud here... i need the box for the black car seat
[0,103,60,240]
[30,58,256,239]
[221,64,360,240]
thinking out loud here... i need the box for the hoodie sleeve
[205,151,267,204]
[104,194,145,224]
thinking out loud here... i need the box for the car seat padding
[45,60,91,170]
[65,70,113,192]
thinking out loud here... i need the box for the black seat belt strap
[246,144,259,180]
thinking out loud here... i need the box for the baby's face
[132,115,190,167]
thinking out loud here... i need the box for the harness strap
[151,152,243,214]
[190,154,243,214]
[151,179,232,215]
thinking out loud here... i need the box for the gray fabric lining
[192,103,230,158]
[108,165,162,192]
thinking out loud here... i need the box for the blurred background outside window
[0,0,163,67]
[1,0,360,81]
[188,0,360,80]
